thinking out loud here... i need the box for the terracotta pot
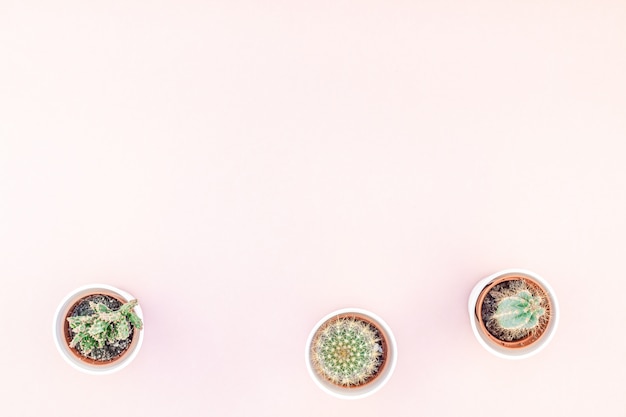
[305,308,397,399]
[468,269,559,359]
[53,284,145,374]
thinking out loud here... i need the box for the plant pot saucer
[53,284,144,375]
[468,269,559,360]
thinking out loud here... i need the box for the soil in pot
[478,276,552,349]
[64,294,136,364]
[309,313,388,388]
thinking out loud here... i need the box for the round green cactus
[310,316,383,387]
[485,280,549,342]
[494,290,545,330]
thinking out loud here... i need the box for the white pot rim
[305,307,397,399]
[52,284,144,375]
[468,269,559,360]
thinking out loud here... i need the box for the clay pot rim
[63,290,140,366]
[475,274,551,349]
[305,308,397,400]
[309,312,389,389]
[53,284,144,375]
[468,269,560,360]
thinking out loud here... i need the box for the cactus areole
[476,274,552,349]
[63,293,143,365]
[309,313,388,388]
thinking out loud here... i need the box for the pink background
[2,1,625,416]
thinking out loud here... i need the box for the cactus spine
[488,280,548,341]
[310,316,383,387]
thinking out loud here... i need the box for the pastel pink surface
[1,1,625,416]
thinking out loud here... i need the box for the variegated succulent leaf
[128,312,143,330]
[67,299,143,355]
[67,316,91,335]
[118,299,138,315]
[105,325,117,344]
[79,335,98,354]
[90,302,111,314]
[88,319,108,336]
[494,290,545,330]
[69,333,83,349]
[68,316,89,328]
[116,318,131,340]
[99,311,122,322]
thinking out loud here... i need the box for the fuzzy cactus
[487,281,549,341]
[310,316,383,387]
[67,299,143,355]
[494,290,545,330]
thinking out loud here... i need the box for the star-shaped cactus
[311,317,383,387]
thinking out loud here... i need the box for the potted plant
[468,269,559,359]
[53,284,144,374]
[305,308,397,399]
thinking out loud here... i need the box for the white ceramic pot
[468,269,559,360]
[53,284,145,375]
[305,308,397,399]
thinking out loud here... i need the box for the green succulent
[68,299,143,355]
[487,280,549,341]
[494,290,545,331]
[311,316,383,387]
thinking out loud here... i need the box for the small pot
[53,284,145,374]
[305,308,397,399]
[468,269,559,359]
